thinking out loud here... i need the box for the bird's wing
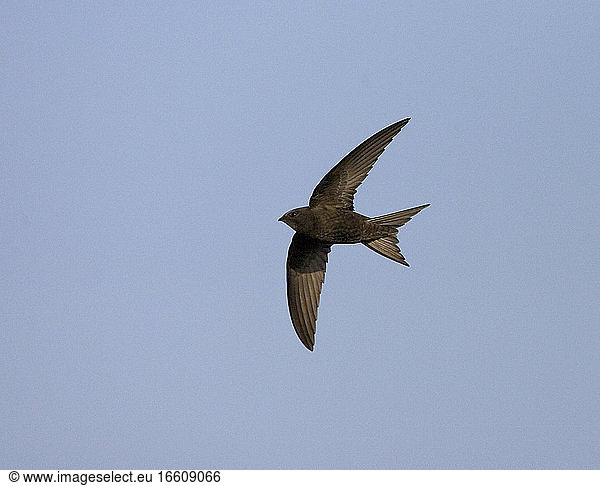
[286,233,331,351]
[309,118,410,210]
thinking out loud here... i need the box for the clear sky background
[2,2,599,469]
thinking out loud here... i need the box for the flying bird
[279,118,429,351]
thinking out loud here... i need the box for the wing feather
[286,233,331,351]
[309,118,411,210]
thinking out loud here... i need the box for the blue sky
[2,2,599,468]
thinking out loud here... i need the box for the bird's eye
[290,211,298,217]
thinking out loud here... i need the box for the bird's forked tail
[362,204,429,266]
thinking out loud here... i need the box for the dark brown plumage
[279,118,429,351]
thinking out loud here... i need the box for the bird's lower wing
[286,233,331,351]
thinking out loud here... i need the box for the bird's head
[278,206,311,232]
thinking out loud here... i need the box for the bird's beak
[278,216,284,222]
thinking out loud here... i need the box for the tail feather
[368,203,430,228]
[363,203,429,265]
[362,235,409,266]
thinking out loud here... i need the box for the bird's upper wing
[286,233,332,351]
[309,118,411,210]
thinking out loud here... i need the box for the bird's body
[281,206,394,243]
[279,118,429,351]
